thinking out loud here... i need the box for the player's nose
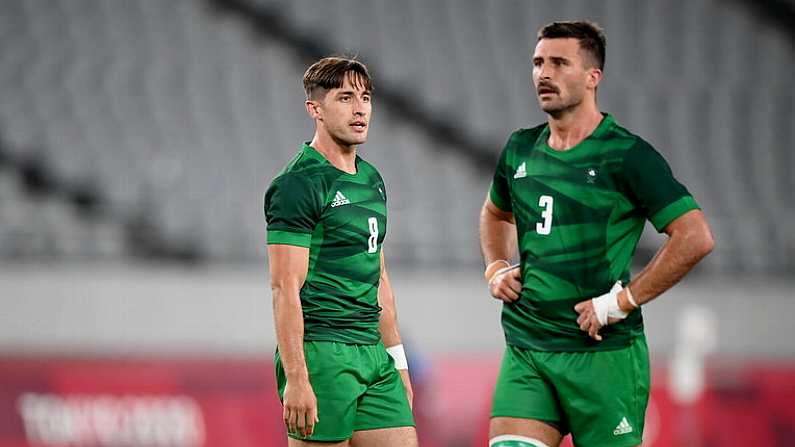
[537,63,552,80]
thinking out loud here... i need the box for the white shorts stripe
[489,434,552,447]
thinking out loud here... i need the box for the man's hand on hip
[574,281,635,341]
[487,263,523,303]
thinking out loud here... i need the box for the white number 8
[367,217,379,253]
[536,195,553,235]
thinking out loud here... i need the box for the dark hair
[302,56,373,100]
[538,21,606,70]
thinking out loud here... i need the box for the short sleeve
[622,141,700,232]
[264,174,323,247]
[488,135,514,212]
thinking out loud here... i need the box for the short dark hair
[538,21,606,70]
[302,56,373,100]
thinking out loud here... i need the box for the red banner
[0,356,286,447]
[1,355,794,446]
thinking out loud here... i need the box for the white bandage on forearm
[591,281,628,326]
[386,344,409,370]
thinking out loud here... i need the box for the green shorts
[492,335,650,447]
[275,341,415,442]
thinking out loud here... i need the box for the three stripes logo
[330,191,350,208]
[513,161,527,179]
[613,417,633,436]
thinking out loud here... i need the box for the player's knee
[489,434,553,447]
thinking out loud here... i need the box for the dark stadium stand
[0,0,793,272]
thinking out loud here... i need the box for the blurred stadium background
[1,0,793,445]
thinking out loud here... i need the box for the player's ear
[305,99,322,120]
[587,67,603,90]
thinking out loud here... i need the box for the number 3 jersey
[489,114,700,352]
[265,144,387,345]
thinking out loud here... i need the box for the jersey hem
[303,335,382,345]
[650,195,700,232]
[504,334,640,353]
[267,229,312,247]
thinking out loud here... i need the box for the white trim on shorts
[489,434,552,447]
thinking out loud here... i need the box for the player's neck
[546,102,603,151]
[309,133,358,174]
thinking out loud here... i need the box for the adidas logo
[513,161,527,179]
[330,191,350,208]
[613,417,633,436]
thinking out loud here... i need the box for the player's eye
[362,95,371,103]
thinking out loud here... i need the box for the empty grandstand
[0,0,792,272]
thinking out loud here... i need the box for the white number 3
[367,217,379,253]
[536,195,553,235]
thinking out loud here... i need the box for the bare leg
[350,426,418,447]
[489,417,563,447]
[289,439,349,447]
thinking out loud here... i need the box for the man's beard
[540,93,583,118]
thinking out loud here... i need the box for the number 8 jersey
[265,143,387,345]
[489,114,700,352]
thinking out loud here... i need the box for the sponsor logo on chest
[330,191,350,208]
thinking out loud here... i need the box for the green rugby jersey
[489,113,699,352]
[265,144,387,345]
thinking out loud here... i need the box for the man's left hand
[574,282,629,341]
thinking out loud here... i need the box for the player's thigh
[352,344,415,433]
[276,342,366,442]
[288,439,349,447]
[350,426,417,447]
[549,335,650,447]
[489,417,562,447]
[491,345,566,430]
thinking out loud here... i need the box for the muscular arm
[619,209,715,310]
[378,250,401,347]
[479,196,517,264]
[378,250,413,408]
[479,196,522,302]
[268,244,317,436]
[269,244,310,383]
[576,209,715,340]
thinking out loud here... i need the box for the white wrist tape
[488,263,521,287]
[591,281,628,326]
[386,344,409,370]
[485,260,511,283]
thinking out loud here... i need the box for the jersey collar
[536,112,616,155]
[302,143,362,176]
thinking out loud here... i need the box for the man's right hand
[488,265,523,303]
[283,377,319,438]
